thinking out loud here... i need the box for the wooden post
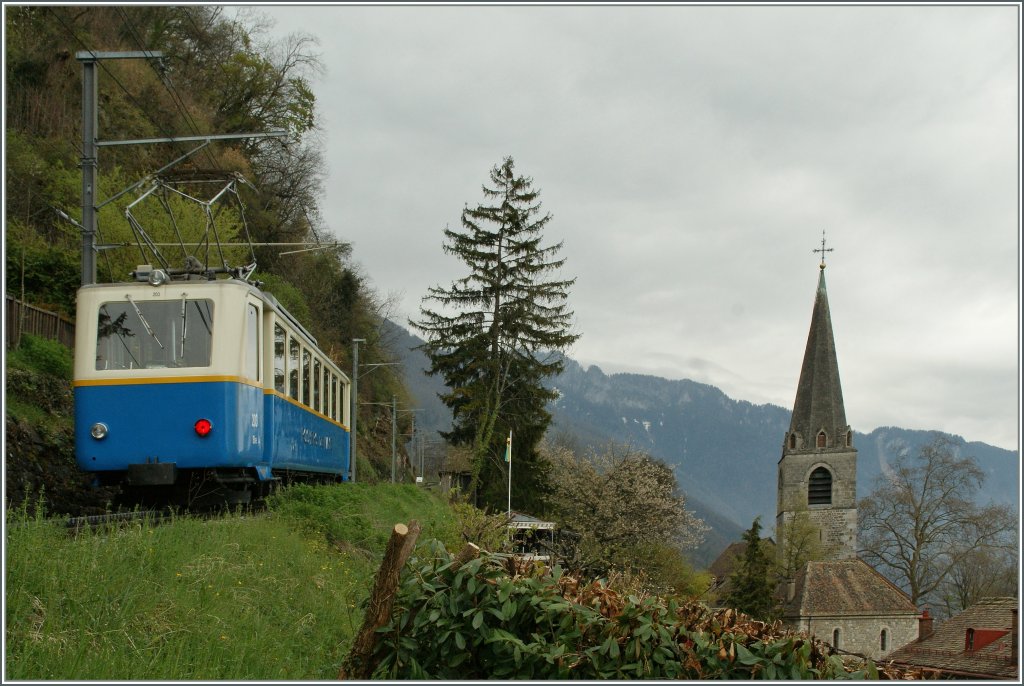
[18,247,26,348]
[338,520,421,680]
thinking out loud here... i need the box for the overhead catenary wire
[47,6,333,279]
[47,7,198,278]
[124,7,331,263]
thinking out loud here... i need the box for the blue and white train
[73,268,351,507]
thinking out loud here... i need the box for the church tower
[775,238,919,661]
[777,243,857,565]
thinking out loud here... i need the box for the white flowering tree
[543,440,707,589]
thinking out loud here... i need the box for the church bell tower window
[816,431,827,448]
[808,466,832,505]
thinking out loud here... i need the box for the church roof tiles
[782,559,917,618]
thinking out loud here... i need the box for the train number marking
[301,429,331,450]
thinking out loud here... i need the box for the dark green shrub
[4,240,80,318]
[371,543,880,680]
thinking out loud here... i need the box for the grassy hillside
[4,484,460,680]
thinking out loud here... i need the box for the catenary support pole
[79,56,98,285]
[350,338,365,482]
[391,395,397,483]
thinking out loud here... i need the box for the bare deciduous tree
[858,434,1017,608]
[937,546,1018,617]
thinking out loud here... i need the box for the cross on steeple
[813,230,833,269]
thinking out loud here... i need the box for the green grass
[2,397,52,427]
[5,334,73,379]
[4,484,460,680]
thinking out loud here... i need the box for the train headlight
[90,422,108,440]
[194,418,213,437]
[148,269,169,286]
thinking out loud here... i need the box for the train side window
[331,372,339,421]
[313,358,322,412]
[330,373,338,420]
[324,370,331,418]
[288,337,300,401]
[302,348,311,406]
[246,304,260,381]
[273,325,286,393]
[324,367,332,417]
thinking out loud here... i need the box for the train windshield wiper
[125,294,164,349]
[180,294,188,358]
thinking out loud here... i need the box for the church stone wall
[796,614,919,661]
[777,448,858,560]
[808,507,857,559]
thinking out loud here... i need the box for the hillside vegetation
[8,484,926,681]
[5,6,417,481]
[4,340,917,680]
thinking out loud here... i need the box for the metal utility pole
[80,53,100,285]
[418,422,425,484]
[391,395,397,483]
[350,338,365,483]
[79,52,165,285]
[76,50,286,286]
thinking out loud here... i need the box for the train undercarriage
[92,466,343,511]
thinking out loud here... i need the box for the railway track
[65,509,172,532]
[64,501,267,533]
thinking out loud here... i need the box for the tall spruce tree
[724,517,776,621]
[412,157,579,513]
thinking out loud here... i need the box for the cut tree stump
[338,519,421,680]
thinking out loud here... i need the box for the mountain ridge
[387,320,1019,567]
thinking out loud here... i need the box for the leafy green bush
[447,501,512,552]
[8,334,73,379]
[372,543,880,680]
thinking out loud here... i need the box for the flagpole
[506,430,512,517]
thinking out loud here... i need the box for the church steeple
[777,237,858,564]
[786,266,851,451]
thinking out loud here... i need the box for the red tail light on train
[194,419,213,437]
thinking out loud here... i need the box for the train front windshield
[95,298,215,370]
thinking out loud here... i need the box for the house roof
[508,512,556,530]
[886,597,1018,680]
[709,542,748,581]
[708,538,777,582]
[782,558,917,618]
[706,538,777,603]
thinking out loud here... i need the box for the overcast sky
[252,4,1020,452]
